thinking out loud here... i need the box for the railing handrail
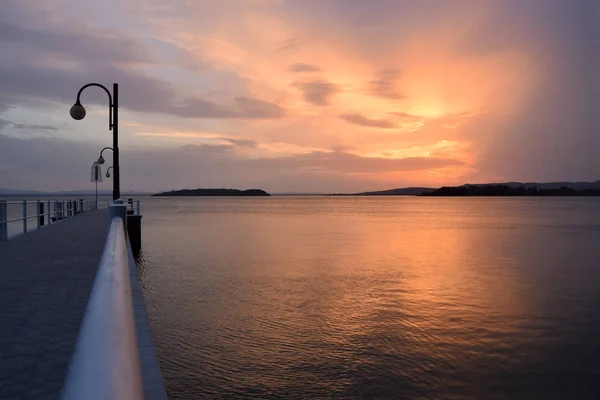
[0,199,98,240]
[60,216,143,400]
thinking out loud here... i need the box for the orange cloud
[116,0,547,187]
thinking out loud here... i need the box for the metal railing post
[37,201,41,229]
[0,201,7,241]
[62,200,65,220]
[48,200,52,226]
[23,200,27,234]
[136,200,140,216]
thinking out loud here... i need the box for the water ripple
[137,197,600,399]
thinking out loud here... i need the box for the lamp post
[98,146,113,165]
[105,166,113,178]
[70,83,120,201]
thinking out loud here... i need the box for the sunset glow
[0,0,598,192]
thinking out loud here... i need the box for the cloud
[293,80,339,105]
[273,38,300,53]
[2,0,599,189]
[289,63,321,72]
[0,3,284,120]
[181,143,232,153]
[0,62,284,119]
[389,112,427,130]
[339,113,397,129]
[0,21,152,65]
[339,112,427,130]
[221,137,258,147]
[0,134,463,192]
[244,150,464,173]
[231,97,284,118]
[0,118,57,132]
[368,70,404,100]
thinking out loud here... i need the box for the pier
[0,201,166,399]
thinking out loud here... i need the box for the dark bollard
[126,214,143,251]
[38,202,45,227]
[127,198,135,215]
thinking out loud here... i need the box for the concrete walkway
[0,210,108,400]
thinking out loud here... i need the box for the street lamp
[105,166,113,178]
[98,146,113,165]
[70,83,120,201]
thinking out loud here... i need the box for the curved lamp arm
[100,146,113,158]
[73,83,114,130]
[105,166,114,178]
[97,146,113,164]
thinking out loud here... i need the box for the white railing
[0,199,98,241]
[60,216,143,400]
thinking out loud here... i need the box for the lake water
[136,197,600,399]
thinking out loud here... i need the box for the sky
[0,0,599,193]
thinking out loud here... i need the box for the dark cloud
[293,80,339,105]
[0,3,284,120]
[0,62,284,119]
[0,134,462,192]
[467,0,600,181]
[339,113,396,129]
[0,21,151,65]
[289,63,321,72]
[368,70,404,100]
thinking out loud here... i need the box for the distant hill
[153,188,270,197]
[324,181,600,196]
[0,188,42,196]
[422,183,600,196]
[327,187,435,196]
[477,181,600,190]
[356,187,435,196]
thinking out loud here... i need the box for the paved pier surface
[0,210,109,400]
